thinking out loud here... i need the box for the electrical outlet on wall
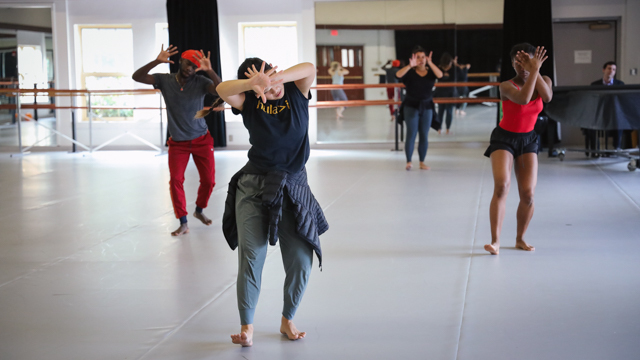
[631,68,638,76]
[229,135,233,142]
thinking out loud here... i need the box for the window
[240,22,298,72]
[78,25,134,120]
[155,23,170,73]
[18,45,48,104]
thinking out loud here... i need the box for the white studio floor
[1,144,639,360]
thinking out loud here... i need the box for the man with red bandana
[133,45,222,236]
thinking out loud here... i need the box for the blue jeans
[404,106,433,162]
[438,104,454,130]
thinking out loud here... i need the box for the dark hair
[237,57,272,80]
[439,52,453,68]
[509,43,535,60]
[603,61,616,69]
[412,46,426,55]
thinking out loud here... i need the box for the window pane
[243,25,298,70]
[341,49,348,67]
[357,49,362,67]
[155,24,170,73]
[348,49,354,67]
[81,28,133,73]
[85,76,134,118]
[18,45,48,103]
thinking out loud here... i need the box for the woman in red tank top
[483,43,553,255]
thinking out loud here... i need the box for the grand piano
[544,84,640,171]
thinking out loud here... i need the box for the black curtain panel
[500,0,559,150]
[500,0,555,83]
[166,0,226,147]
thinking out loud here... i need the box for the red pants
[387,87,397,115]
[167,132,215,219]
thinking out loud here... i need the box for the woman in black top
[215,60,328,347]
[435,52,457,135]
[396,46,443,170]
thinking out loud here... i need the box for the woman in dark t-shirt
[396,46,443,170]
[215,59,327,347]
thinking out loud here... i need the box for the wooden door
[316,45,364,101]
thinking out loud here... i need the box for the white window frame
[77,24,134,121]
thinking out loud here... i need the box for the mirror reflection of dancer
[435,53,457,135]
[328,61,349,119]
[215,60,328,347]
[382,59,401,121]
[453,56,471,116]
[132,45,221,236]
[483,44,553,255]
[395,46,443,170]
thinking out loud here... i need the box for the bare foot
[406,162,412,171]
[419,162,430,170]
[460,111,466,116]
[231,324,253,347]
[438,129,442,135]
[484,242,499,255]
[280,317,306,340]
[193,211,212,226]
[446,129,450,135]
[516,239,535,251]
[171,223,189,236]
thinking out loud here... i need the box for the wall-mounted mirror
[314,0,503,145]
[0,6,54,147]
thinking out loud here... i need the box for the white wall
[315,0,503,25]
[552,0,640,85]
[316,29,395,101]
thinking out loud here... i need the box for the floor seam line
[454,157,487,360]
[136,281,237,360]
[0,187,228,290]
[320,167,374,212]
[0,224,141,290]
[595,163,640,212]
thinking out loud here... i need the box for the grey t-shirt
[153,73,213,141]
[384,67,399,84]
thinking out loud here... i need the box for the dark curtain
[500,0,554,84]
[166,0,226,147]
[500,0,559,152]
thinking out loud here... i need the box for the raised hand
[245,64,279,80]
[195,49,212,71]
[409,53,418,67]
[157,45,178,64]
[246,62,283,103]
[515,46,547,73]
[425,51,434,64]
